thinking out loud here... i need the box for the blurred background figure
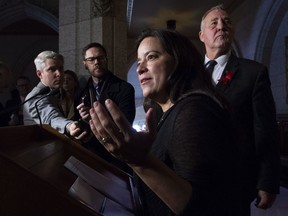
[0,61,10,126]
[0,61,10,94]
[61,70,80,120]
[6,76,31,126]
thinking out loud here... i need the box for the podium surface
[0,125,142,216]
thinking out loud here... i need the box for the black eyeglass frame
[84,56,107,63]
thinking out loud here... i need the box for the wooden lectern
[0,125,142,216]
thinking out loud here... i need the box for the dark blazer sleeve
[102,74,136,125]
[76,76,136,125]
[220,56,280,194]
[252,65,280,193]
[112,81,136,125]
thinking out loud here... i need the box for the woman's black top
[137,92,238,216]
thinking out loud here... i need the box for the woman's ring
[101,136,112,144]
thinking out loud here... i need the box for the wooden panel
[0,125,142,216]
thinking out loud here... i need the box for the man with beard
[199,4,279,216]
[76,42,135,174]
[23,51,88,140]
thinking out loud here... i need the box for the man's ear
[199,31,204,42]
[83,61,88,69]
[36,70,42,79]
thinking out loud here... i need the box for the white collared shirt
[205,52,231,85]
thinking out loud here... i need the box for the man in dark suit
[76,42,136,174]
[199,4,280,216]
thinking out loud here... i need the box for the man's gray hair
[34,51,64,71]
[200,4,225,31]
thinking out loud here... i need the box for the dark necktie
[95,85,100,100]
[206,60,217,74]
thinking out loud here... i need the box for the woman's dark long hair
[136,29,228,108]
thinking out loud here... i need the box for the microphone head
[48,88,60,96]
[38,86,51,95]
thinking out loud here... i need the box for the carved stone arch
[14,36,58,76]
[253,0,288,104]
[0,2,58,32]
[255,0,288,64]
[0,1,58,84]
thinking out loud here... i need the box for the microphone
[25,86,51,103]
[0,86,50,116]
[35,88,60,129]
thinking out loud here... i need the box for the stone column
[59,0,128,81]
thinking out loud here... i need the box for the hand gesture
[255,190,277,209]
[89,99,157,166]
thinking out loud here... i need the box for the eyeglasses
[84,56,106,64]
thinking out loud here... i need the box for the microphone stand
[35,101,43,134]
[34,88,60,137]
[0,86,50,117]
